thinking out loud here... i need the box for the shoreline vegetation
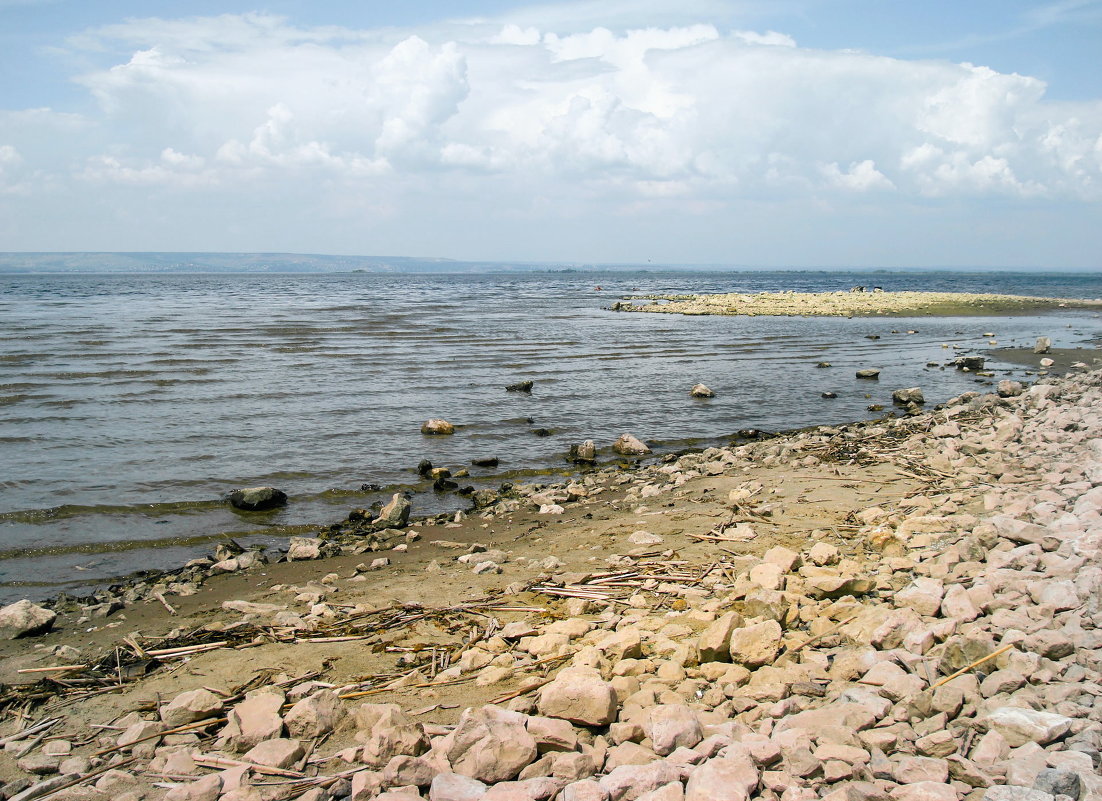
[612,290,1102,318]
[0,357,1100,799]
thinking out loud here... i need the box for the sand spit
[1,369,1102,801]
[612,290,1102,318]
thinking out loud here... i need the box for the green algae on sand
[614,290,1102,318]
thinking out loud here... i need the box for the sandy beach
[0,361,1101,801]
[613,290,1102,318]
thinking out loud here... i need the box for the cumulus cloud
[38,12,1096,204]
[1,7,1101,258]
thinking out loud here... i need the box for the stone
[226,486,287,511]
[892,388,925,405]
[698,612,742,663]
[1033,337,1051,354]
[559,780,609,801]
[613,434,651,456]
[893,756,949,784]
[287,537,324,560]
[998,380,1024,398]
[684,752,759,801]
[422,419,456,435]
[983,789,1054,801]
[538,667,618,727]
[219,688,285,753]
[643,705,702,756]
[1033,769,1081,800]
[356,705,430,767]
[690,384,715,398]
[428,772,488,801]
[438,706,537,783]
[599,762,683,801]
[889,782,956,801]
[383,755,438,788]
[0,600,56,639]
[378,493,412,527]
[163,774,222,801]
[727,619,782,668]
[243,738,304,769]
[981,707,1073,747]
[807,543,840,566]
[856,369,880,380]
[160,688,224,727]
[507,381,534,393]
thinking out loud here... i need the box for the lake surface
[1,269,1100,601]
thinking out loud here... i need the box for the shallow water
[1,269,1100,600]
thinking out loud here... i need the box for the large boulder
[727,619,782,668]
[437,706,537,783]
[0,600,56,639]
[537,667,618,726]
[612,434,651,457]
[226,487,287,511]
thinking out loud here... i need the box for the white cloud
[821,159,895,191]
[2,8,1101,260]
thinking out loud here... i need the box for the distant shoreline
[613,289,1102,317]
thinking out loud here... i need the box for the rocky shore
[611,290,1102,318]
[1,367,1101,801]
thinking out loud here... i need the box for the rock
[472,457,499,467]
[727,619,782,667]
[422,419,456,435]
[160,688,224,727]
[613,434,651,457]
[889,782,956,801]
[507,381,534,393]
[570,441,597,463]
[356,704,430,767]
[0,600,56,639]
[690,384,715,398]
[642,705,702,756]
[287,537,324,560]
[1039,358,1054,367]
[983,788,1055,801]
[164,773,222,801]
[220,688,285,752]
[226,486,287,511]
[998,380,1024,398]
[628,531,663,546]
[285,690,346,739]
[698,612,742,663]
[378,493,412,527]
[429,772,488,801]
[243,738,304,769]
[892,388,925,405]
[684,752,759,801]
[1033,769,1081,800]
[955,356,985,371]
[599,762,683,801]
[383,755,438,788]
[438,706,537,783]
[981,707,1073,747]
[538,667,618,727]
[856,369,880,380]
[1033,337,1051,354]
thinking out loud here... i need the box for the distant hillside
[0,252,575,274]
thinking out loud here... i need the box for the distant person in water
[594,285,603,291]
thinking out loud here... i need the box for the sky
[0,0,1100,268]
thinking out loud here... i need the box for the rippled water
[1,269,1100,601]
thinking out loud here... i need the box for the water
[1,269,1100,601]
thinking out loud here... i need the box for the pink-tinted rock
[727,620,782,668]
[599,762,683,801]
[538,668,618,727]
[356,704,431,767]
[559,780,609,801]
[219,688,285,753]
[643,705,703,756]
[160,689,225,727]
[384,755,438,788]
[684,753,759,801]
[428,771,488,801]
[438,706,538,784]
[888,782,957,801]
[284,689,346,738]
[981,707,1073,747]
[242,738,303,769]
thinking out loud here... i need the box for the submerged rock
[856,369,881,379]
[569,440,597,464]
[690,384,715,398]
[506,381,534,393]
[226,486,288,511]
[892,387,925,405]
[421,419,455,435]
